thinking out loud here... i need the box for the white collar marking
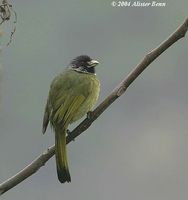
[72,67,96,75]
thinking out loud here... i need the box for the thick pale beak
[87,59,99,67]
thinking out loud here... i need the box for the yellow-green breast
[70,69,100,123]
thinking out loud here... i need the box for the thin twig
[0,0,17,46]
[0,17,187,195]
[6,3,17,47]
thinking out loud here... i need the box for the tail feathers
[55,128,71,183]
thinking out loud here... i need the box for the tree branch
[0,17,188,195]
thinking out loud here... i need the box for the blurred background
[0,0,187,199]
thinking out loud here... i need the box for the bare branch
[0,0,17,46]
[0,17,188,195]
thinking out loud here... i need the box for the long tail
[55,127,71,183]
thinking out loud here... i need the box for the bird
[42,55,100,183]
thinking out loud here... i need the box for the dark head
[70,55,99,74]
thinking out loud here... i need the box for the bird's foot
[66,129,71,136]
[87,111,93,119]
[66,129,75,141]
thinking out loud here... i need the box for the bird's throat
[73,66,96,75]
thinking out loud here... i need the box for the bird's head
[70,55,99,74]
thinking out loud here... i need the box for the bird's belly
[71,92,98,122]
[70,77,100,123]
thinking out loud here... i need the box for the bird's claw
[67,129,75,141]
[66,129,71,135]
[87,111,93,119]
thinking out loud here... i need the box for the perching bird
[42,55,100,183]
